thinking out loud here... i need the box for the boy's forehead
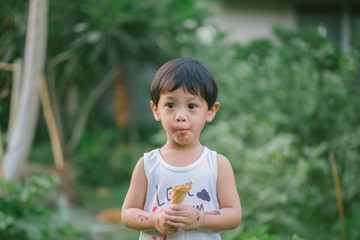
[160,88,204,101]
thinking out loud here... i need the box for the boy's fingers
[166,209,184,217]
[167,221,180,228]
[166,207,179,215]
[169,204,182,210]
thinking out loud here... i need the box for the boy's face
[150,87,219,148]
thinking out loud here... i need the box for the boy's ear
[206,102,220,122]
[150,101,161,121]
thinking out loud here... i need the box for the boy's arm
[121,157,154,230]
[165,154,241,231]
[205,153,242,230]
[121,157,178,235]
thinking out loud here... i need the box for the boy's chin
[173,138,198,147]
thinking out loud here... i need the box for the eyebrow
[163,95,204,104]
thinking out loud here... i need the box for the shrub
[196,26,360,239]
[0,175,88,240]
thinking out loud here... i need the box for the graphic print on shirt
[196,189,211,202]
[152,206,167,240]
[156,185,208,203]
[154,184,213,215]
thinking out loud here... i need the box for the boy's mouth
[177,129,188,135]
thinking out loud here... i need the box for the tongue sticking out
[178,129,187,135]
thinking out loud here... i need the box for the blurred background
[1,0,360,239]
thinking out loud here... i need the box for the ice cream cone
[170,180,194,205]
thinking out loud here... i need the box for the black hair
[150,57,218,109]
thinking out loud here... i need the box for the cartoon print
[152,206,167,240]
[197,189,211,202]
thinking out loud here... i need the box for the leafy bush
[0,175,88,240]
[72,127,149,186]
[192,26,360,239]
[223,225,307,240]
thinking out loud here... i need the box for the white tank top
[140,147,221,240]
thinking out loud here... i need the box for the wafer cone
[170,180,194,205]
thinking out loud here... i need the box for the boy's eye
[166,103,175,109]
[188,104,197,109]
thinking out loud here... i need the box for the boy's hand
[154,211,178,235]
[165,204,202,230]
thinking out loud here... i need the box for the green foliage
[0,0,214,149]
[232,226,281,240]
[72,127,149,186]
[198,26,360,239]
[47,0,212,65]
[223,225,307,240]
[0,175,88,240]
[0,0,28,62]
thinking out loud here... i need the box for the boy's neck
[160,143,205,167]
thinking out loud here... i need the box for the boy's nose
[175,110,187,122]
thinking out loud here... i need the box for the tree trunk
[2,0,48,181]
[7,58,23,141]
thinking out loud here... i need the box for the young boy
[121,57,241,240]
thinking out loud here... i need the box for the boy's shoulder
[144,148,160,155]
[215,152,235,174]
[216,152,228,161]
[143,148,160,161]
[203,147,228,162]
